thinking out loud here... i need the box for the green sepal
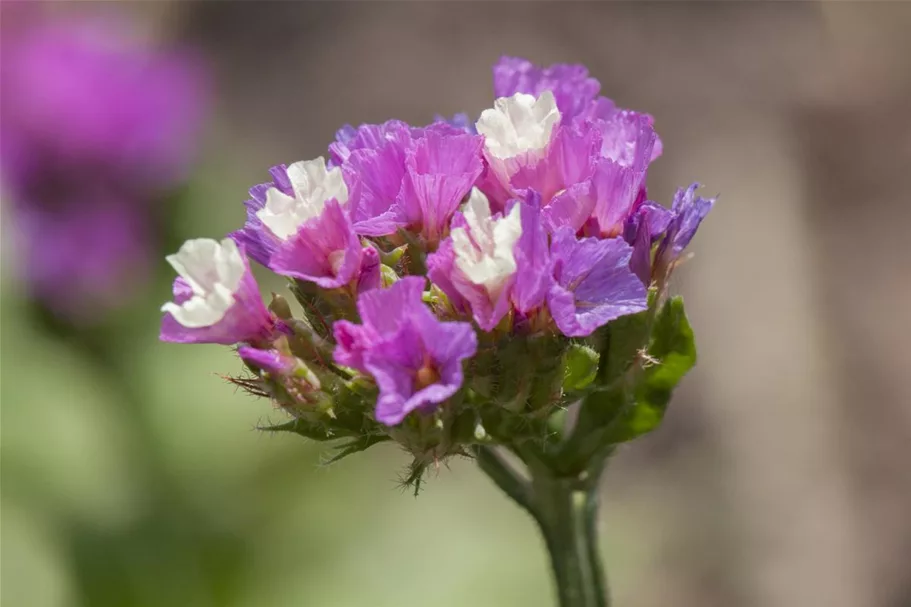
[258,418,336,441]
[380,244,407,267]
[562,344,599,391]
[323,434,392,465]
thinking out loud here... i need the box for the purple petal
[344,147,408,237]
[238,346,296,375]
[668,183,715,254]
[399,131,484,239]
[356,246,381,294]
[356,276,427,334]
[588,159,643,238]
[511,198,553,314]
[547,228,647,337]
[542,181,595,233]
[426,239,471,314]
[328,119,412,166]
[597,110,660,167]
[230,165,291,266]
[432,112,477,135]
[493,56,602,123]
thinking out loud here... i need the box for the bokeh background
[2,2,910,606]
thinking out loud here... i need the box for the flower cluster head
[1,9,208,321]
[162,56,713,486]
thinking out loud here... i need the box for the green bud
[269,292,293,319]
[380,264,399,287]
[563,344,599,391]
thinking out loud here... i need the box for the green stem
[477,447,609,607]
[532,472,608,607]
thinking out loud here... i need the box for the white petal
[453,202,522,296]
[475,91,561,160]
[256,158,348,241]
[162,238,247,328]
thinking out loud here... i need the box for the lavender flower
[0,12,207,320]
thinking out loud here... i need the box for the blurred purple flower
[0,12,208,320]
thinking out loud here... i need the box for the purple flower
[11,199,153,321]
[493,56,602,124]
[160,239,275,345]
[334,120,486,239]
[333,277,477,425]
[493,56,663,156]
[624,200,672,285]
[268,200,363,289]
[235,158,366,289]
[398,130,485,241]
[328,120,412,168]
[652,183,715,280]
[547,228,648,337]
[0,13,208,320]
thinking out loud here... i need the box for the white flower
[475,91,561,160]
[256,157,349,240]
[452,188,522,297]
[161,238,245,328]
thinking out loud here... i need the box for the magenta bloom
[547,228,648,337]
[160,239,275,346]
[333,277,477,425]
[479,57,666,239]
[398,131,485,241]
[332,121,485,240]
[268,200,364,289]
[238,346,297,376]
[0,13,207,320]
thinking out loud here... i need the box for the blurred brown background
[3,2,910,606]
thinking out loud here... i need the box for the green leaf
[554,297,697,473]
[597,310,649,385]
[604,295,696,442]
[562,344,599,391]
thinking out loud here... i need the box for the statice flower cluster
[161,56,713,483]
[1,11,207,320]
